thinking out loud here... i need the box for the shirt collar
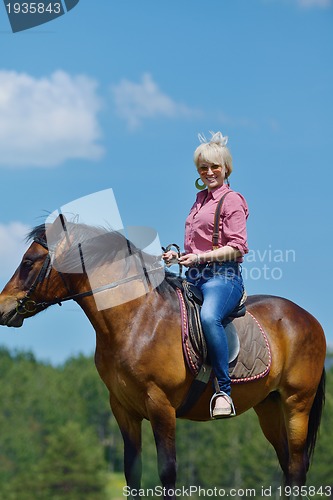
[196,183,230,204]
[208,183,230,200]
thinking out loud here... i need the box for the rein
[16,237,163,315]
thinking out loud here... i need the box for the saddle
[166,272,246,368]
[165,273,271,417]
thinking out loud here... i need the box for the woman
[163,131,249,418]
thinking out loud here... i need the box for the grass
[105,472,126,499]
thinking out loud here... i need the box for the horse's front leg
[111,401,143,499]
[122,420,142,496]
[147,393,177,500]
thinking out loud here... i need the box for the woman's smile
[197,162,225,190]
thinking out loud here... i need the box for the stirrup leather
[209,391,236,418]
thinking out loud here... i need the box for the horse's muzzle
[0,297,25,328]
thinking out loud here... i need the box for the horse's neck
[73,259,151,340]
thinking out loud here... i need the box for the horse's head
[0,216,73,327]
[0,215,165,327]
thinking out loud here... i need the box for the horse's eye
[22,259,33,269]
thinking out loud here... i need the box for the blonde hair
[193,131,233,177]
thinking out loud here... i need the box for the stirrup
[209,391,236,419]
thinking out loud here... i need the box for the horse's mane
[27,221,162,276]
[25,221,179,309]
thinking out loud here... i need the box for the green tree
[33,421,107,500]
[1,347,332,498]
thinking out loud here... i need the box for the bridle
[16,237,54,315]
[16,236,164,316]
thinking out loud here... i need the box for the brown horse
[0,217,326,499]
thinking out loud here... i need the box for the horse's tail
[306,368,326,463]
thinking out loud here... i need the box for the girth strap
[176,364,212,417]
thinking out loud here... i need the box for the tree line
[0,347,332,499]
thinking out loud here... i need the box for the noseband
[16,237,163,315]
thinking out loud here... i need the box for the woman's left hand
[178,253,198,267]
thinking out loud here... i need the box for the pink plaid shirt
[184,184,249,262]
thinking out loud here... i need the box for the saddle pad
[176,288,271,384]
[228,312,271,383]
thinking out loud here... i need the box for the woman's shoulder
[224,188,249,212]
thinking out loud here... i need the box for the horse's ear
[59,213,67,228]
[45,214,68,248]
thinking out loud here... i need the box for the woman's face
[197,161,227,191]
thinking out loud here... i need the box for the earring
[195,177,206,190]
[226,175,230,187]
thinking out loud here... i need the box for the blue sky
[0,0,332,364]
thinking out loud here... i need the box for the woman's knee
[200,310,221,334]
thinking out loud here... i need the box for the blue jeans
[186,262,244,395]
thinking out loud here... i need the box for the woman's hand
[178,253,198,267]
[162,250,179,266]
[162,251,202,268]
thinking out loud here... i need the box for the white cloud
[0,222,29,283]
[0,70,104,168]
[111,73,198,129]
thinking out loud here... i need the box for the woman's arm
[178,245,242,267]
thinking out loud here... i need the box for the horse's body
[0,218,326,499]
